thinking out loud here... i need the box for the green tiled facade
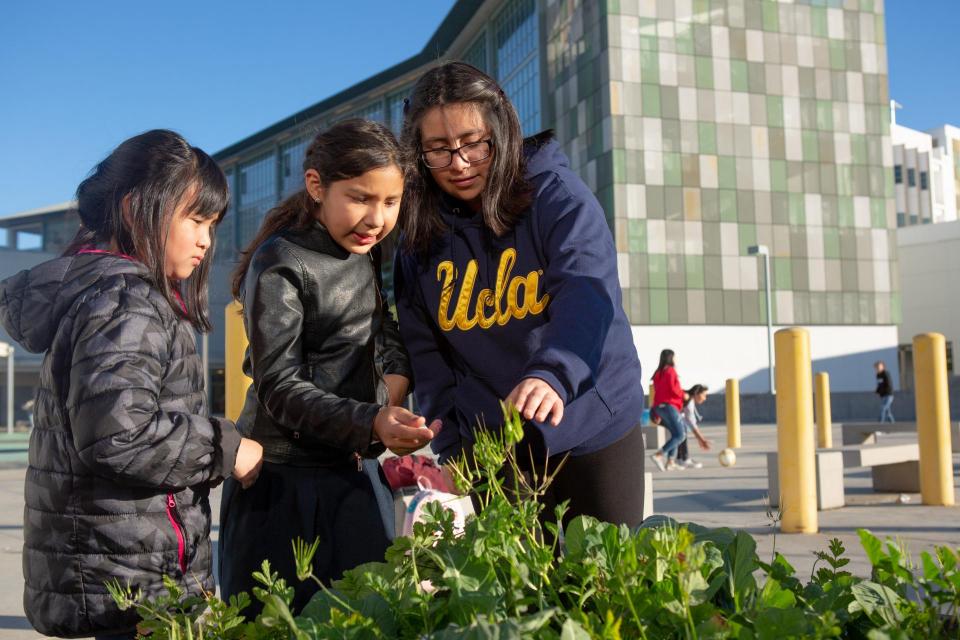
[545,0,898,327]
[215,0,898,329]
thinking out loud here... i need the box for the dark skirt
[217,461,391,615]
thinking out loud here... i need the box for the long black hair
[398,61,533,253]
[231,118,402,298]
[65,129,227,331]
[686,384,708,398]
[652,349,676,379]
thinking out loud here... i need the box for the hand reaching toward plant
[374,406,440,455]
[506,377,564,427]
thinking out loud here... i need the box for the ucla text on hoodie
[437,248,550,331]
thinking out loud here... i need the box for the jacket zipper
[363,253,386,473]
[166,493,187,573]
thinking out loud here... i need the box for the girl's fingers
[389,422,434,443]
[509,384,530,414]
[548,398,564,427]
[533,393,554,423]
[522,386,549,420]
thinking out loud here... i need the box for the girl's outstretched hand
[507,377,564,427]
[233,437,264,489]
[374,406,437,455]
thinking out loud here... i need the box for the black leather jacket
[238,222,411,467]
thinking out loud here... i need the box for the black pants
[218,461,391,615]
[496,425,646,529]
[677,438,689,461]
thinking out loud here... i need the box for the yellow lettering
[436,262,456,331]
[475,289,496,329]
[436,249,550,332]
[454,261,479,330]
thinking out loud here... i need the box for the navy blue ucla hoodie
[394,136,644,463]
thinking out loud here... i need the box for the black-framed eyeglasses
[420,139,493,169]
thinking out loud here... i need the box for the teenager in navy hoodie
[394,62,645,527]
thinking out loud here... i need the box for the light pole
[0,341,13,433]
[748,245,774,394]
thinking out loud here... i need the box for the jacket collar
[283,221,350,259]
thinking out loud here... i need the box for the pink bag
[382,454,455,494]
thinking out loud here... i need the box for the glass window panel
[280,138,309,196]
[496,0,540,134]
[463,34,487,72]
[387,84,414,135]
[16,229,43,251]
[237,153,277,247]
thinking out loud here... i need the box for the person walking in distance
[875,360,895,423]
[649,349,687,471]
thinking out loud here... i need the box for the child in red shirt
[650,349,687,471]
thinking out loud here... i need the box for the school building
[0,0,914,421]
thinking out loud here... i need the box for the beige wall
[897,220,960,356]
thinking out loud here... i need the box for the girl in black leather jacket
[219,119,438,614]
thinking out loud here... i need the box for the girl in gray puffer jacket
[0,130,263,639]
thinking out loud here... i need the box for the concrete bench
[767,450,845,510]
[841,421,960,453]
[642,424,666,451]
[766,442,921,510]
[829,442,921,493]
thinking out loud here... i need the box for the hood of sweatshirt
[0,252,150,354]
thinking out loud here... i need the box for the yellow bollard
[775,328,818,533]
[814,372,832,449]
[725,378,741,448]
[912,333,955,506]
[225,300,252,423]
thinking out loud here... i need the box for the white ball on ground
[718,448,737,467]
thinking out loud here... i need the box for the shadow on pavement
[0,615,32,630]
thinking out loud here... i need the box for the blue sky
[0,1,957,216]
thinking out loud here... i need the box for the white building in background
[896,219,959,389]
[927,124,960,219]
[890,114,959,227]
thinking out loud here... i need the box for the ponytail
[231,191,314,298]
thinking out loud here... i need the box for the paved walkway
[0,422,956,638]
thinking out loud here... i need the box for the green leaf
[724,530,759,610]
[858,529,884,567]
[759,578,797,609]
[754,607,811,639]
[920,551,940,581]
[560,618,592,640]
[849,581,905,627]
[258,593,310,640]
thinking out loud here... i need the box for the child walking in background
[676,384,713,469]
[649,349,687,471]
[0,130,263,639]
[219,120,437,615]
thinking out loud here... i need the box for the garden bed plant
[110,405,960,639]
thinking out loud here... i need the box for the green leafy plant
[112,404,960,638]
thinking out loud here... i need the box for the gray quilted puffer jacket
[0,252,241,638]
